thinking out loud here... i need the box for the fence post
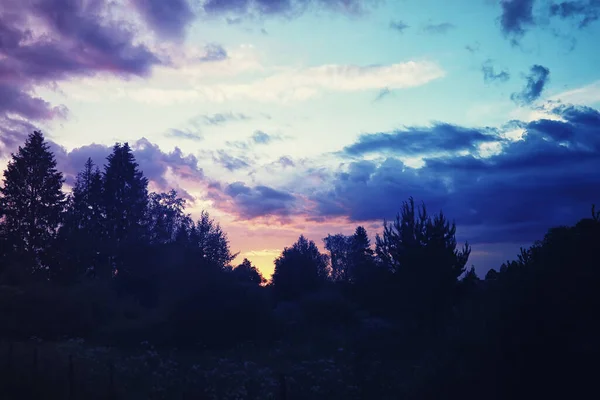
[68,355,74,400]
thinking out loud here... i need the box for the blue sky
[1,0,600,276]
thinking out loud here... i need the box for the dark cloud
[0,84,67,121]
[511,64,550,105]
[0,118,40,158]
[198,112,251,126]
[130,0,195,39]
[549,1,600,27]
[390,20,409,33]
[499,0,536,39]
[481,60,510,83]
[200,43,229,62]
[423,22,456,34]
[213,150,253,171]
[218,181,298,220]
[311,104,600,246]
[344,124,501,157]
[0,0,161,122]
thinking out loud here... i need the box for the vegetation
[0,131,598,399]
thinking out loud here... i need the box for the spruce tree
[0,131,65,270]
[59,158,105,279]
[103,143,148,249]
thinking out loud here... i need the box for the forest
[0,131,598,399]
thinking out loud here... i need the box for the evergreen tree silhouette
[375,197,471,333]
[103,143,149,252]
[0,131,65,273]
[58,158,105,280]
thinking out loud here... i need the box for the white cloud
[198,60,445,103]
[550,80,600,106]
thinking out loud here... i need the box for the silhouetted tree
[348,226,376,283]
[146,189,191,245]
[324,226,376,283]
[57,158,106,280]
[103,143,148,251]
[232,258,266,285]
[323,233,352,281]
[0,131,65,273]
[375,197,471,333]
[271,235,330,301]
[188,210,237,268]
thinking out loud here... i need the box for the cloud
[200,43,229,62]
[499,0,536,40]
[549,1,600,27]
[0,0,161,121]
[465,42,480,53]
[344,123,501,157]
[374,87,392,102]
[212,150,253,171]
[130,0,195,39]
[251,130,280,144]
[390,20,409,33]
[423,22,456,34]
[165,128,204,141]
[108,59,444,105]
[511,64,551,105]
[482,60,511,83]
[211,181,299,220]
[196,60,445,103]
[310,104,600,245]
[550,80,600,105]
[198,112,252,126]
[50,138,204,197]
[277,156,296,168]
[201,0,378,17]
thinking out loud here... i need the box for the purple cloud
[216,181,298,220]
[0,0,162,128]
[311,104,600,246]
[130,0,195,39]
[201,0,377,17]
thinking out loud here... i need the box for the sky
[1,0,600,278]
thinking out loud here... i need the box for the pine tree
[0,131,65,271]
[348,226,375,283]
[59,158,105,280]
[103,143,148,249]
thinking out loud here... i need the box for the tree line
[1,131,599,399]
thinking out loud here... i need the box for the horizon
[2,0,600,278]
